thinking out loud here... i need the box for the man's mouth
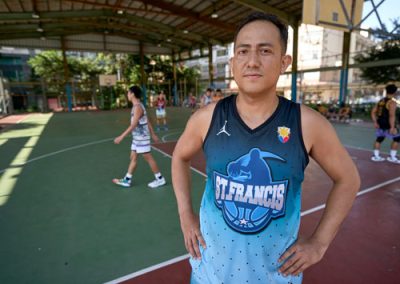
[244,73,262,78]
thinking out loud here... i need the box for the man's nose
[247,51,261,67]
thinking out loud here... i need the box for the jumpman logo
[217,120,231,136]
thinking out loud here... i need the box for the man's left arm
[388,100,398,135]
[279,106,360,276]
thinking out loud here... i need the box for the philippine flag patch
[277,126,290,143]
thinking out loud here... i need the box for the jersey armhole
[297,103,310,167]
[202,101,222,150]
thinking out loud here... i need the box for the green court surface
[0,107,392,284]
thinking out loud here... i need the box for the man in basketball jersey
[172,12,360,283]
[113,86,166,188]
[201,88,213,107]
[155,90,168,131]
[371,84,400,164]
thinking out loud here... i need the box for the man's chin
[239,87,268,96]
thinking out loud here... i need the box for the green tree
[28,50,65,93]
[29,51,200,107]
[354,40,400,84]
[28,50,106,93]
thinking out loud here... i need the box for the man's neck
[235,92,279,129]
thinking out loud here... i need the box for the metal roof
[0,0,303,55]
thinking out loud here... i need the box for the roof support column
[339,31,351,104]
[61,36,72,112]
[208,44,214,87]
[291,21,299,102]
[172,51,178,106]
[139,42,147,107]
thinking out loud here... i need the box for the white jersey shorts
[131,137,151,153]
[156,108,166,118]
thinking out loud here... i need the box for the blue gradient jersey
[191,95,309,284]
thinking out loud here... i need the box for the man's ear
[281,55,292,74]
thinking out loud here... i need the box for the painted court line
[161,131,181,143]
[0,138,114,174]
[344,144,392,155]
[103,254,190,284]
[0,137,184,175]
[301,176,400,216]
[151,145,207,177]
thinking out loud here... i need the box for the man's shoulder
[300,104,330,128]
[194,102,217,120]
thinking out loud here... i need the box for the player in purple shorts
[371,84,400,164]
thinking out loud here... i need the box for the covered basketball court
[0,1,399,284]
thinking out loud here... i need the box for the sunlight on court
[0,114,53,206]
[0,139,7,147]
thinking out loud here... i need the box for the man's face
[231,20,291,96]
[127,91,133,100]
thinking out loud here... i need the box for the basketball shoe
[371,156,385,162]
[148,177,166,188]
[113,178,131,187]
[387,157,400,164]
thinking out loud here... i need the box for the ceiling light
[157,43,162,47]
[117,10,124,15]
[37,27,44,32]
[166,38,172,42]
[183,30,189,34]
[32,13,40,19]
[211,12,218,19]
[40,36,46,41]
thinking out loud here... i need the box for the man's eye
[238,50,247,55]
[261,49,272,54]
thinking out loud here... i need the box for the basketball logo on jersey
[213,148,288,233]
[277,126,290,143]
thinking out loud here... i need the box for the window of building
[216,63,226,77]
[217,49,227,57]
[332,12,339,22]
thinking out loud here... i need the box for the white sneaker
[371,156,385,162]
[387,157,400,164]
[148,177,166,188]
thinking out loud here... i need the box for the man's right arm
[371,104,379,128]
[172,105,214,259]
[114,105,142,144]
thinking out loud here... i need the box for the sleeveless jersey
[376,97,391,129]
[131,103,150,139]
[203,94,212,106]
[190,95,309,284]
[157,97,166,110]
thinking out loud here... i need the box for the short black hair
[233,12,288,53]
[206,88,213,92]
[386,84,397,94]
[129,85,142,99]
